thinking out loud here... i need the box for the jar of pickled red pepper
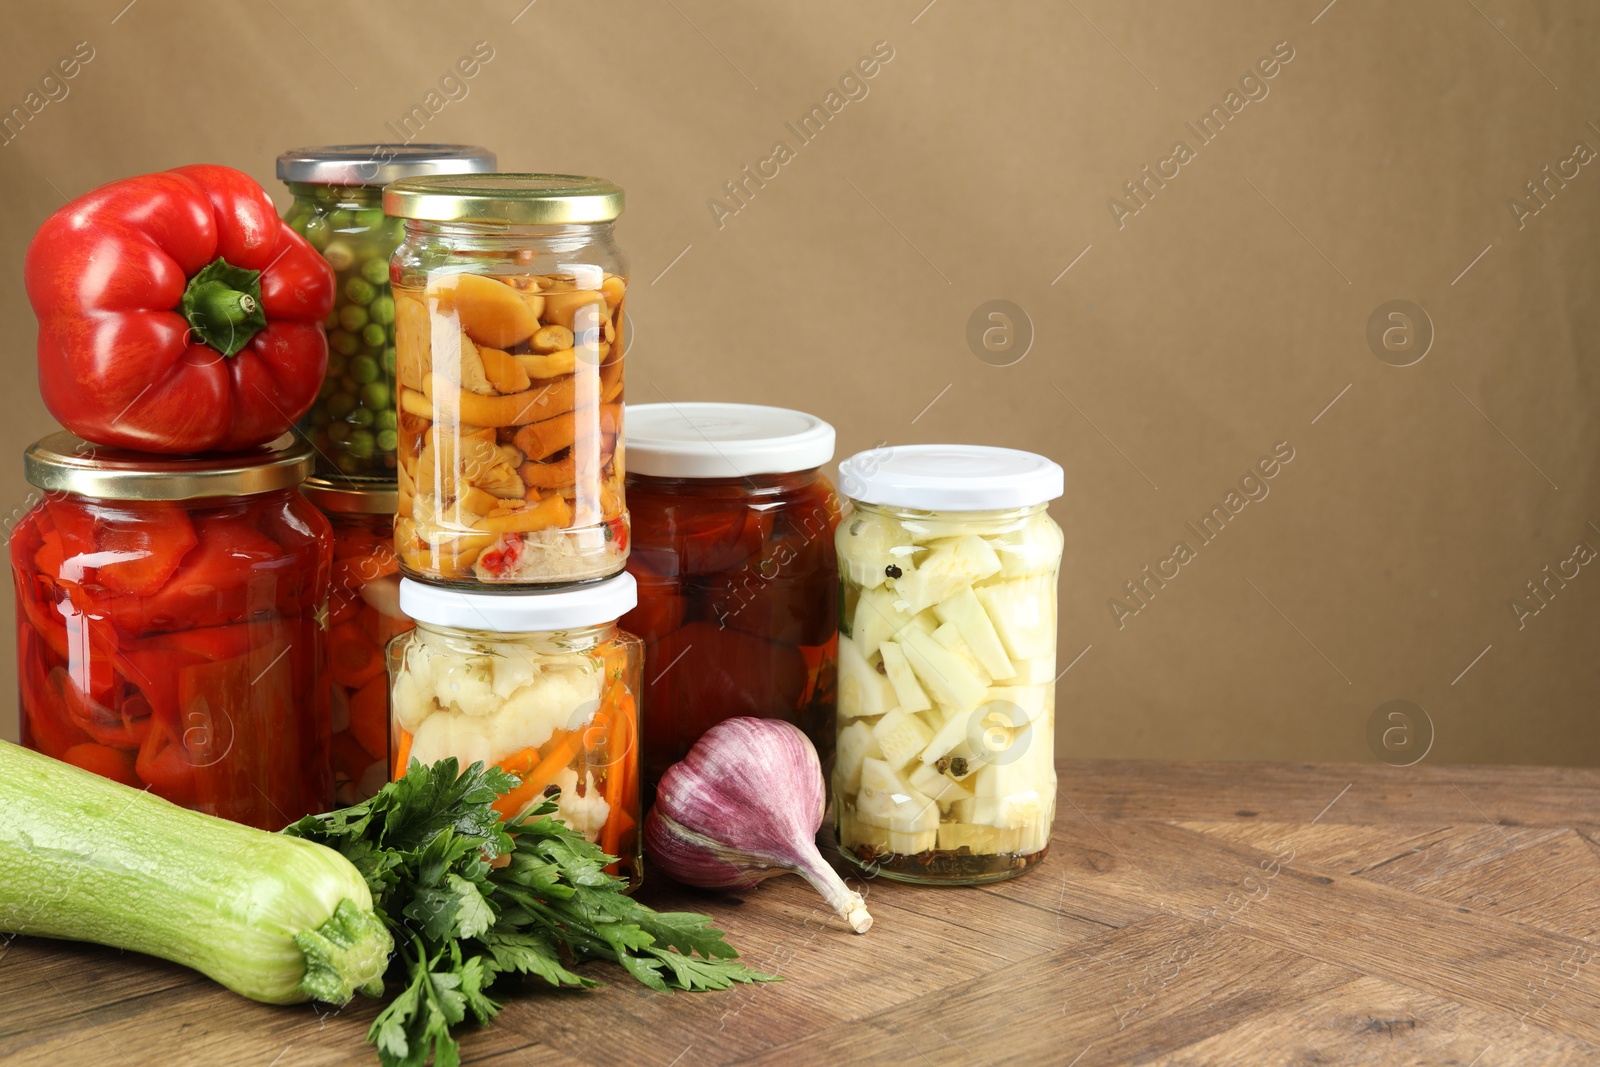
[278,144,497,481]
[301,479,414,804]
[388,573,643,886]
[621,403,839,792]
[384,174,628,586]
[11,432,334,830]
[832,445,1064,885]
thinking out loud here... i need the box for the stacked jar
[11,435,334,829]
[380,174,642,885]
[832,445,1064,885]
[621,403,841,793]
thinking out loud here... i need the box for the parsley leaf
[285,758,778,1065]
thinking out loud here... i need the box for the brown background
[0,0,1595,765]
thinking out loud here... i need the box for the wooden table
[6,759,1600,1065]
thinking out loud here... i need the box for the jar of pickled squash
[11,432,334,830]
[388,573,642,886]
[621,403,839,791]
[384,174,628,586]
[832,445,1064,885]
[277,144,497,480]
[301,480,414,804]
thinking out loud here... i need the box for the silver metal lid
[276,144,497,187]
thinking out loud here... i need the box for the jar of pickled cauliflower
[622,403,840,793]
[301,480,414,804]
[278,144,496,480]
[385,174,628,586]
[11,432,334,830]
[832,445,1064,885]
[388,573,643,886]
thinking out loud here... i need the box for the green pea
[323,241,356,273]
[344,277,376,306]
[316,377,339,401]
[315,185,342,203]
[350,355,380,384]
[385,217,406,245]
[368,294,394,326]
[381,346,397,375]
[337,304,368,332]
[323,308,339,331]
[329,209,356,232]
[361,322,387,348]
[360,380,392,409]
[349,407,375,428]
[325,352,348,377]
[361,256,390,287]
[326,392,357,419]
[303,215,332,251]
[327,421,354,444]
[376,428,399,452]
[329,330,360,357]
[341,375,361,394]
[353,207,385,231]
[346,429,376,460]
[375,408,398,431]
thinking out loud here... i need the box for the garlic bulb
[645,718,873,934]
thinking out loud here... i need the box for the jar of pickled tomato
[621,403,839,792]
[301,479,414,804]
[278,144,497,480]
[384,174,628,586]
[11,433,334,829]
[388,573,643,886]
[832,445,1064,885]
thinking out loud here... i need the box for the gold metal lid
[300,478,399,515]
[24,431,314,501]
[383,173,625,225]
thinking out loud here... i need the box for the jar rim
[398,573,637,632]
[300,478,399,515]
[838,444,1063,511]
[625,402,835,478]
[24,431,313,501]
[384,173,624,225]
[277,144,496,186]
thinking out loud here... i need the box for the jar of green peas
[277,144,497,480]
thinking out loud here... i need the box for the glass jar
[621,403,839,792]
[277,144,497,481]
[385,174,629,587]
[301,479,414,804]
[388,573,643,887]
[832,445,1064,885]
[11,433,334,830]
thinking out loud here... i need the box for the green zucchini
[0,740,391,1005]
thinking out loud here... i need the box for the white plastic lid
[626,402,835,478]
[838,444,1064,510]
[399,573,637,632]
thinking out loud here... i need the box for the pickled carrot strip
[392,727,414,779]
[329,620,384,689]
[492,729,583,819]
[493,746,543,777]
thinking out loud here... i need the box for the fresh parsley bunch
[285,759,776,1066]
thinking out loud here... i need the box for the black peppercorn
[885,564,902,579]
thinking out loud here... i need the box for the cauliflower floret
[392,668,435,735]
[431,655,501,717]
[488,646,540,699]
[551,767,611,843]
[409,709,493,769]
[487,667,603,760]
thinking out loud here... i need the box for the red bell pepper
[25,164,334,453]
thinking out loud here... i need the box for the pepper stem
[180,257,268,357]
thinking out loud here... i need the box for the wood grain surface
[5,758,1600,1066]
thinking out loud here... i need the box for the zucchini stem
[292,898,394,1004]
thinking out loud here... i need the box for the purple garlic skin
[645,718,872,934]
